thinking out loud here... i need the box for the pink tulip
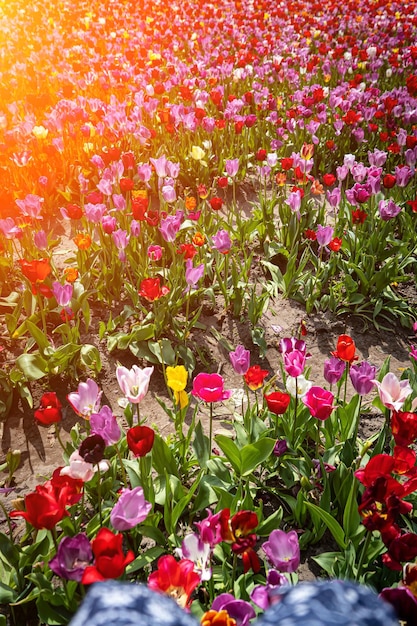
[110,486,152,531]
[373,373,412,411]
[116,365,154,404]
[262,529,300,573]
[60,451,109,482]
[283,350,306,377]
[302,386,335,420]
[67,379,102,419]
[191,373,232,403]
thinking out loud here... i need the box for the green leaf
[0,582,17,603]
[257,507,283,536]
[305,502,347,549]
[80,344,102,373]
[152,434,180,478]
[240,438,276,477]
[192,421,210,468]
[126,546,165,574]
[15,353,48,380]
[171,470,204,529]
[342,474,361,541]
[148,339,176,365]
[215,434,241,475]
[312,551,341,576]
[140,523,166,546]
[36,596,73,625]
[26,320,50,352]
[0,532,20,567]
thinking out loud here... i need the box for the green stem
[96,466,102,525]
[116,444,128,488]
[55,424,67,452]
[352,397,363,446]
[136,403,141,426]
[184,290,191,340]
[50,526,59,551]
[356,531,372,582]
[139,456,149,501]
[36,292,47,336]
[230,552,238,592]
[292,378,298,447]
[0,500,13,540]
[316,420,321,458]
[209,403,213,456]
[343,363,350,404]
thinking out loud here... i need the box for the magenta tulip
[302,386,335,420]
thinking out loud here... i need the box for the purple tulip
[273,439,288,457]
[251,569,288,609]
[161,184,176,203]
[285,190,302,219]
[90,405,121,446]
[185,259,204,290]
[110,486,152,531]
[112,228,129,250]
[395,165,413,187]
[137,163,152,182]
[378,199,402,221]
[131,220,141,237]
[159,211,183,242]
[225,158,239,178]
[15,194,43,219]
[368,148,387,167]
[326,187,341,209]
[34,230,47,250]
[84,202,106,223]
[67,379,102,418]
[262,529,300,573]
[101,215,117,234]
[316,224,334,248]
[323,356,346,385]
[211,593,255,626]
[112,194,126,211]
[52,282,73,307]
[49,534,93,581]
[229,345,251,375]
[212,229,232,254]
[349,361,377,395]
[150,155,168,178]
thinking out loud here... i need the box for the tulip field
[1,0,417,623]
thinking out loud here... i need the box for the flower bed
[1,0,417,623]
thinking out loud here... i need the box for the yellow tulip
[174,390,189,409]
[166,365,188,392]
[191,146,206,161]
[32,126,48,139]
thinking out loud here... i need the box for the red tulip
[148,555,200,609]
[331,334,357,363]
[264,391,291,415]
[34,392,62,425]
[138,277,170,301]
[82,528,134,583]
[244,365,269,391]
[9,481,68,529]
[127,425,155,457]
[18,258,51,284]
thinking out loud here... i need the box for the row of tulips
[2,332,417,624]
